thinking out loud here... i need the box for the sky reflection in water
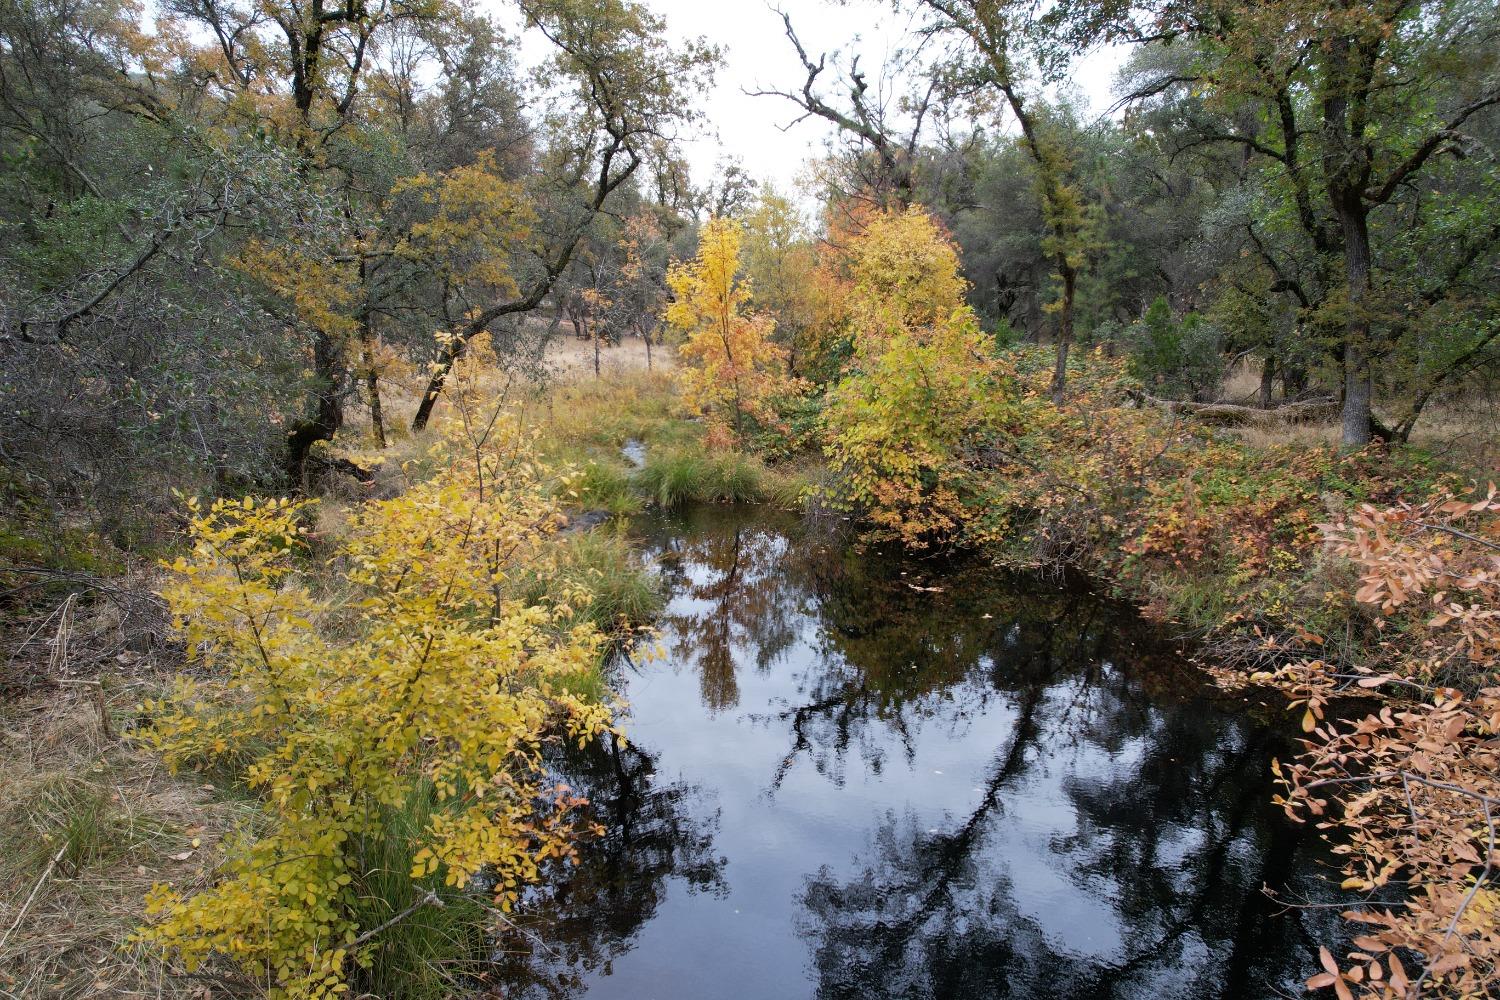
[495,505,1342,1000]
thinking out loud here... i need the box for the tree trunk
[284,329,344,487]
[1050,260,1075,403]
[593,325,601,379]
[644,326,653,370]
[365,365,386,449]
[1258,355,1275,409]
[357,261,386,449]
[1336,205,1375,449]
[411,337,462,432]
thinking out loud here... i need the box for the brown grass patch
[0,590,250,999]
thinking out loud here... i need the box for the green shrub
[1125,297,1224,400]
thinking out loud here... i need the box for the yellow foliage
[135,417,614,998]
[846,206,969,354]
[666,217,800,443]
[394,151,535,296]
[233,240,359,338]
[823,207,1022,547]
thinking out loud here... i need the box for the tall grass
[632,449,766,507]
[568,457,641,516]
[521,371,692,453]
[515,529,663,635]
[346,788,489,1000]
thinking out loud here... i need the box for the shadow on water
[493,504,1345,1000]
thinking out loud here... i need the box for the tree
[823,207,1022,547]
[407,0,716,431]
[905,0,1097,403]
[611,211,671,369]
[750,8,941,209]
[1069,0,1500,446]
[740,188,827,378]
[1125,296,1224,400]
[665,217,794,444]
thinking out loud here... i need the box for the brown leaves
[1278,489,1500,998]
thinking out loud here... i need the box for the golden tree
[823,207,1023,547]
[665,217,795,445]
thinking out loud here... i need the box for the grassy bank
[515,371,826,516]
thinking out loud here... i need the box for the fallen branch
[1128,390,1339,426]
[349,890,444,949]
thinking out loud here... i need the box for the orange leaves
[1324,486,1500,682]
[1236,486,1500,999]
[1307,947,1412,1000]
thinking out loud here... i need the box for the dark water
[497,505,1342,999]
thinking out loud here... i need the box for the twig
[1416,521,1500,552]
[482,903,562,959]
[46,593,77,678]
[0,845,67,953]
[349,891,443,948]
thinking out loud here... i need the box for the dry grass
[1227,420,1344,451]
[1403,398,1500,476]
[1224,398,1499,477]
[0,686,250,999]
[542,333,673,379]
[1217,359,1266,404]
[0,585,250,1000]
[338,333,675,454]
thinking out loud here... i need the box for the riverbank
[1,354,1490,999]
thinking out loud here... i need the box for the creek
[496,504,1343,999]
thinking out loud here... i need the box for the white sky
[506,1,1125,201]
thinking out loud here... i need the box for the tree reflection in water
[489,734,728,998]
[494,505,1342,1000]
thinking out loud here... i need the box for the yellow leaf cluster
[666,217,801,443]
[136,421,614,998]
[822,207,1022,548]
[394,151,535,296]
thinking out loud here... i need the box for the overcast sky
[508,1,1125,202]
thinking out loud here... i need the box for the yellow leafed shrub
[821,207,1024,548]
[135,416,615,998]
[666,216,800,444]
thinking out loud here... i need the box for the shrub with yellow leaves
[134,414,616,998]
[821,207,1024,548]
[666,216,800,445]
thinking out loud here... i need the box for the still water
[497,505,1341,999]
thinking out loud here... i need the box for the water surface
[498,505,1340,999]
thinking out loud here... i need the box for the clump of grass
[571,458,642,516]
[11,774,167,878]
[762,461,830,512]
[515,529,663,635]
[560,531,663,627]
[0,689,246,998]
[633,448,767,507]
[633,449,707,508]
[345,788,490,1000]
